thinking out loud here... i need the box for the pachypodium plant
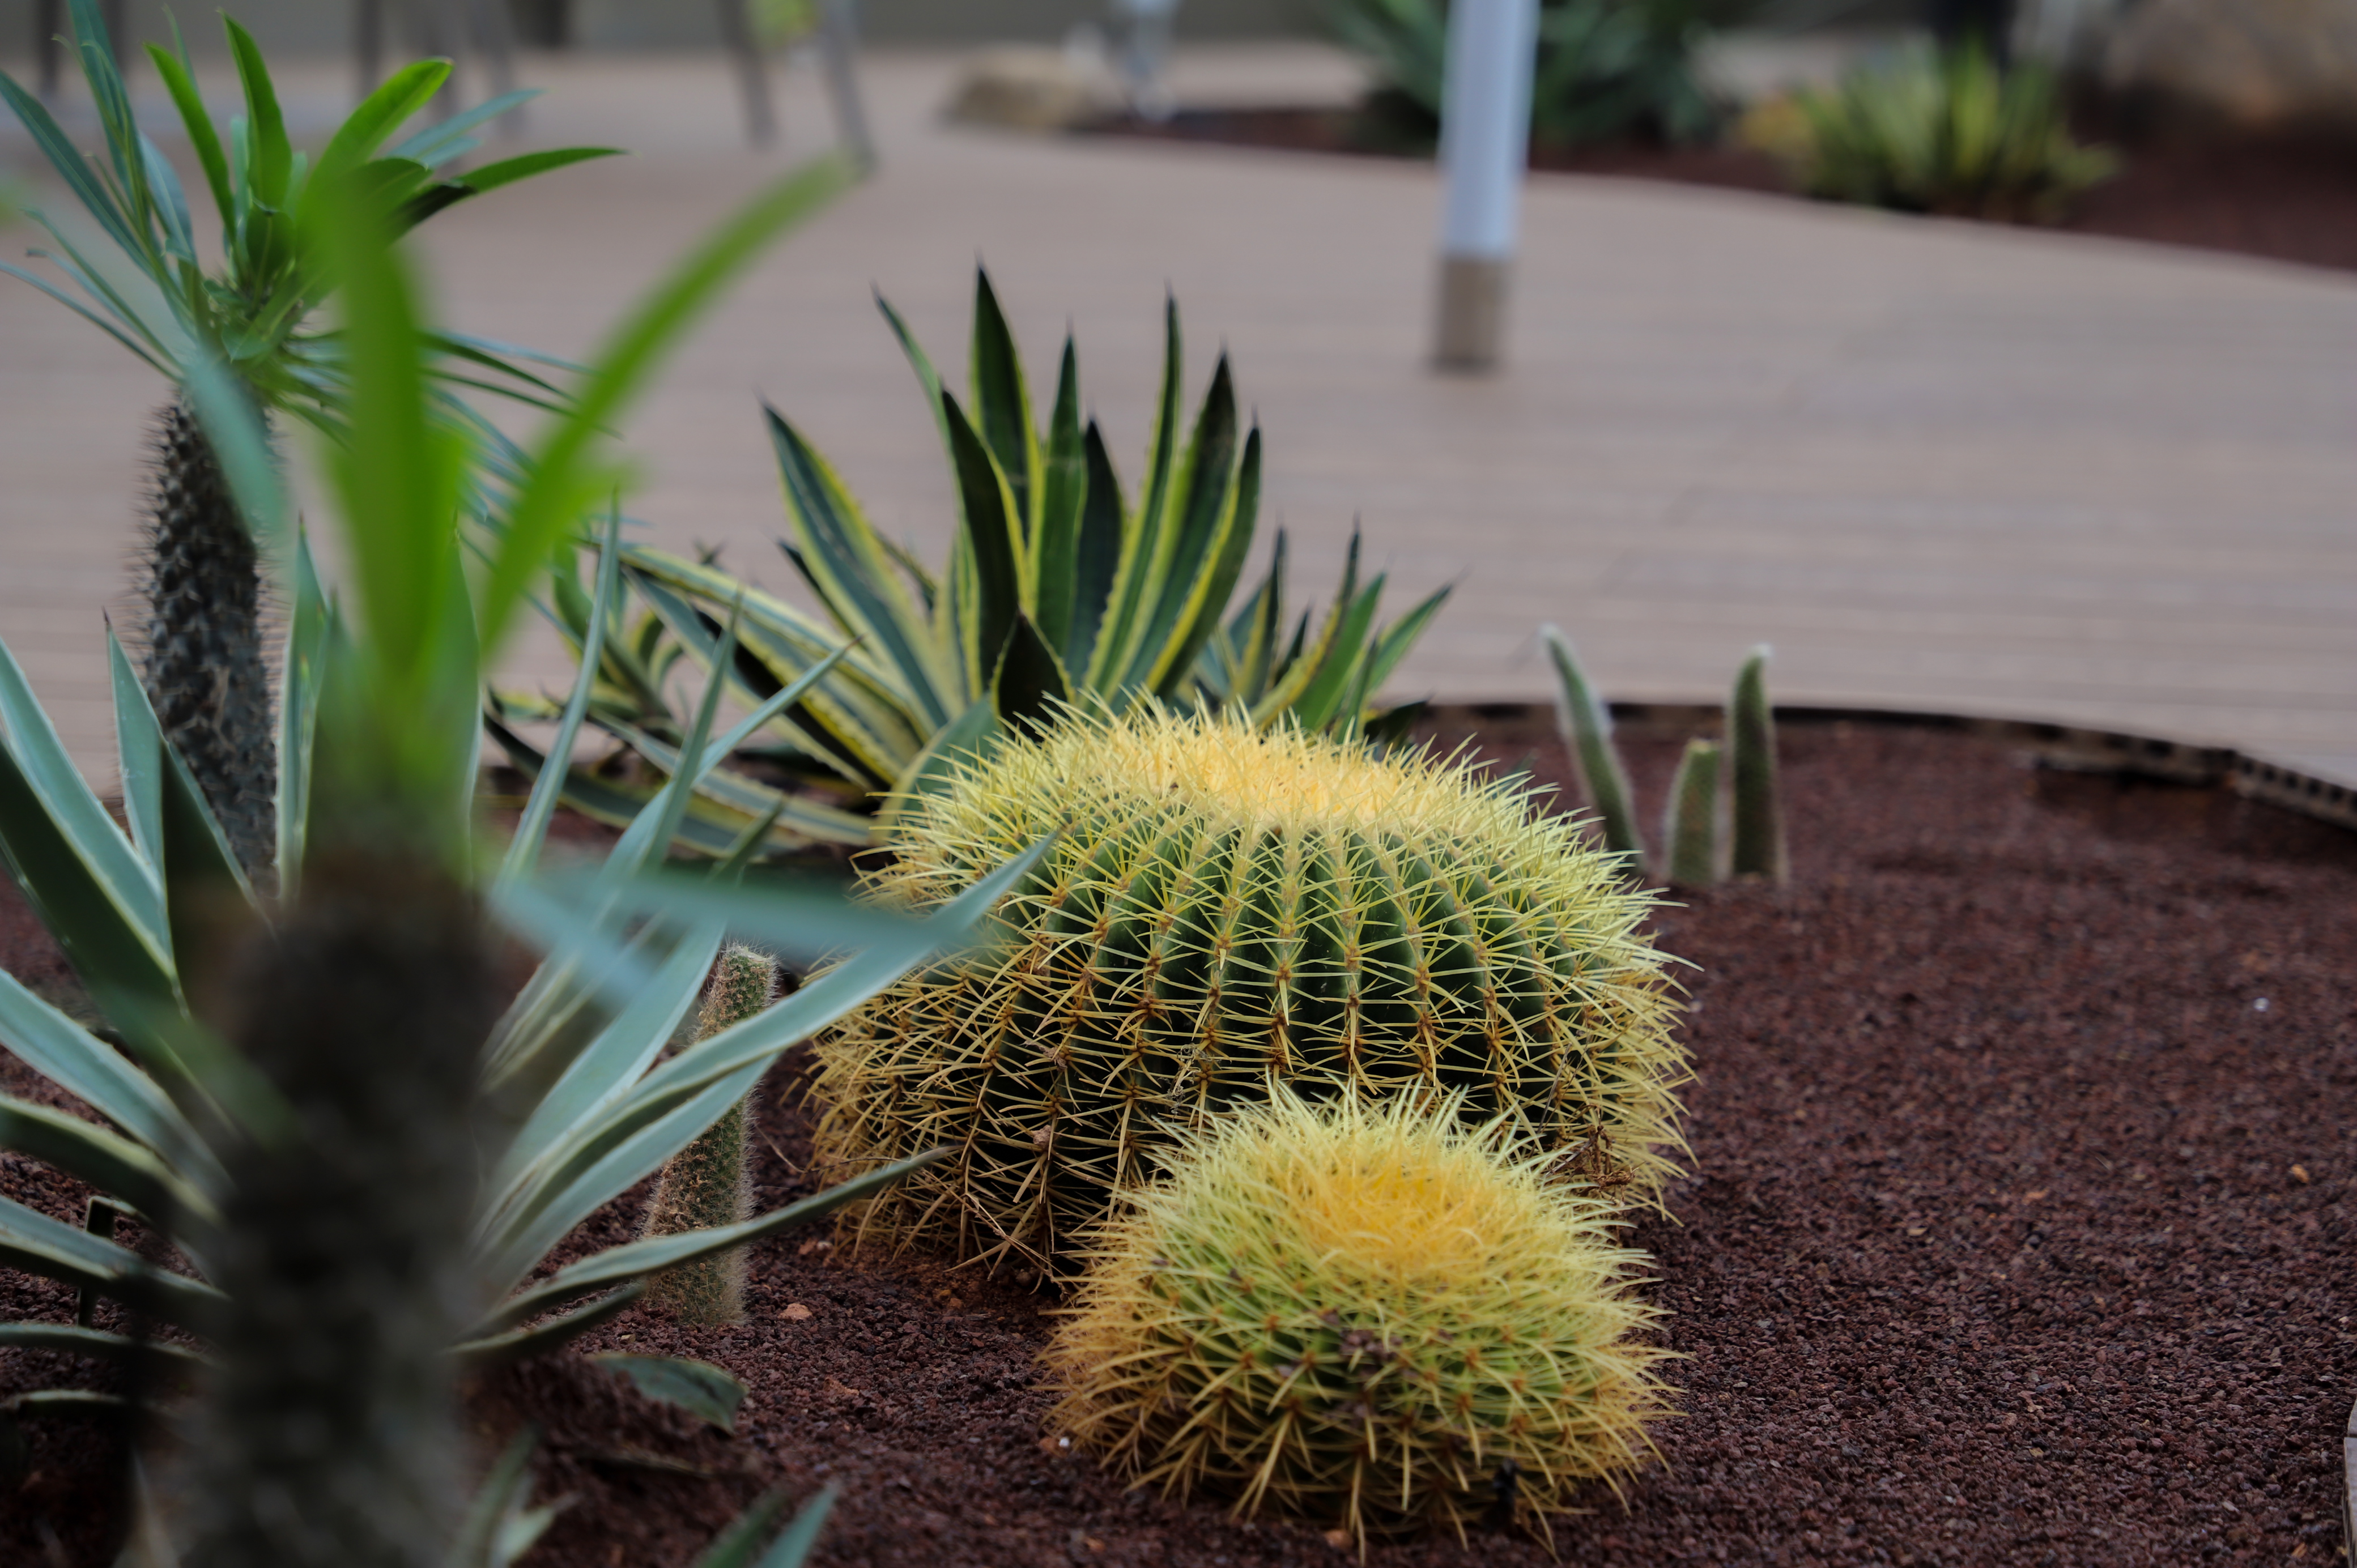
[509,269,1448,853]
[1543,630,1784,885]
[0,152,1040,1565]
[1044,1090,1671,1548]
[642,944,780,1324]
[812,705,1688,1275]
[0,1,614,874]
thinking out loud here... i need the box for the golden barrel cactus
[811,708,1688,1271]
[1043,1092,1672,1546]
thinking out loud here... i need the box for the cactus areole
[812,708,1688,1273]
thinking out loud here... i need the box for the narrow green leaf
[590,1354,746,1433]
[107,630,164,874]
[479,1147,950,1333]
[968,269,1040,534]
[1542,625,1644,862]
[385,89,544,168]
[448,1284,644,1373]
[145,46,233,236]
[498,509,624,891]
[939,391,1024,694]
[1031,335,1086,653]
[0,1194,224,1334]
[0,1096,214,1233]
[878,698,1000,831]
[444,146,621,199]
[748,1488,837,1568]
[1143,419,1258,698]
[1121,356,1241,693]
[274,534,330,889]
[0,968,193,1164]
[0,71,143,269]
[312,59,450,188]
[223,19,291,208]
[992,612,1070,734]
[0,1322,208,1370]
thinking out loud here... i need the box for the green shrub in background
[1326,0,1730,148]
[1763,44,2116,221]
[500,269,1448,854]
[0,1,613,876]
[0,148,1044,1566]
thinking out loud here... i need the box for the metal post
[717,0,776,149]
[1431,0,1538,374]
[815,0,875,173]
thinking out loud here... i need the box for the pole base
[1432,255,1511,373]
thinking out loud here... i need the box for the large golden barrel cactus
[811,708,1688,1271]
[1043,1092,1672,1546]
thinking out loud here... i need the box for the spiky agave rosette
[811,707,1689,1273]
[1043,1092,1673,1546]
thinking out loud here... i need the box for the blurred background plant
[1744,41,2116,220]
[499,269,1449,856]
[1326,0,1735,147]
[0,122,1032,1564]
[0,1,613,878]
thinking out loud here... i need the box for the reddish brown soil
[1084,107,2357,275]
[7,718,2356,1565]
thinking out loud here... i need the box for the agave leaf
[0,968,197,1169]
[1083,296,1185,691]
[878,697,999,830]
[590,1353,746,1433]
[767,405,955,728]
[967,270,1041,534]
[0,1195,224,1333]
[992,612,1070,733]
[448,1283,644,1373]
[1031,336,1087,652]
[597,723,871,847]
[0,1322,209,1370]
[498,508,625,892]
[448,1428,564,1568]
[475,1147,950,1335]
[939,391,1024,694]
[1140,416,1257,698]
[1058,420,1129,680]
[1287,576,1385,734]
[0,641,175,1009]
[0,1097,216,1237]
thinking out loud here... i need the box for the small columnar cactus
[1541,624,1641,864]
[1728,646,1785,881]
[641,945,780,1322]
[1043,1091,1672,1548]
[811,708,1687,1273]
[1660,738,1723,888]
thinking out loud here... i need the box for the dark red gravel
[7,718,2355,1566]
[1083,107,2357,276]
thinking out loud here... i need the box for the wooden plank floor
[5,48,2353,789]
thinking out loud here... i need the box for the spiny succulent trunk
[144,397,276,879]
[183,855,494,1568]
[641,945,776,1323]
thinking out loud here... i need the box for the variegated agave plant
[491,270,1451,854]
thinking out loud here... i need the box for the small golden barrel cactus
[812,708,1687,1271]
[1042,1092,1672,1547]
[641,944,779,1322]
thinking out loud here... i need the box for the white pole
[1432,0,1539,372]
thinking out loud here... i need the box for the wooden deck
[5,48,2354,789]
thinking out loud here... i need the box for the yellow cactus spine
[1043,1091,1673,1548]
[641,944,778,1323]
[811,706,1689,1274]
